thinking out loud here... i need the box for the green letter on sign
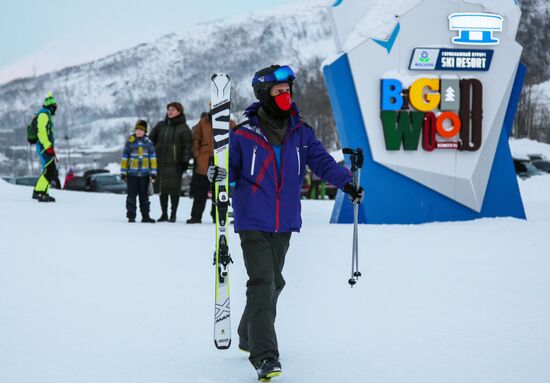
[381,111,424,150]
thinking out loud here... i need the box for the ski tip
[211,73,231,81]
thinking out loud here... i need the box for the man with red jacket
[209,65,364,381]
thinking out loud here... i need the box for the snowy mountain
[1,0,549,175]
[0,0,334,160]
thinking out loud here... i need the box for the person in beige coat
[187,111,235,224]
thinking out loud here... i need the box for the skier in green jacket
[33,92,59,202]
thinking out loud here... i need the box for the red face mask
[274,92,292,111]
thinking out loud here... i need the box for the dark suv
[87,173,127,194]
[513,158,544,179]
[531,159,550,174]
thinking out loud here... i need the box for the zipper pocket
[251,146,257,176]
[296,146,301,175]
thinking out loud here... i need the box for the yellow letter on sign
[409,78,441,112]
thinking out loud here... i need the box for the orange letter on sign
[409,78,441,112]
[436,112,461,138]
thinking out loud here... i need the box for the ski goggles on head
[252,65,296,86]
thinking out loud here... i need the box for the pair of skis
[211,73,232,350]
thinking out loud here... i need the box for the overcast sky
[0,0,293,84]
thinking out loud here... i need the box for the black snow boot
[37,192,55,202]
[142,215,156,223]
[255,358,282,382]
[186,217,201,224]
[158,214,169,222]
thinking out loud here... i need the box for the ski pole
[343,148,364,287]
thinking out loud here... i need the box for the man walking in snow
[208,65,364,381]
[32,92,59,202]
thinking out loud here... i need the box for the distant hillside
[1,0,548,175]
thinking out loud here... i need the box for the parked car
[513,158,544,179]
[83,169,110,178]
[64,176,88,192]
[527,154,545,161]
[2,176,42,187]
[14,176,40,187]
[87,173,127,194]
[531,159,550,174]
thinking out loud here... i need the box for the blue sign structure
[324,0,526,225]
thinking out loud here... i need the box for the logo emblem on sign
[449,13,504,45]
[419,51,430,63]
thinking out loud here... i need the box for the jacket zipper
[253,122,302,233]
[296,146,301,175]
[251,146,257,176]
[275,125,301,233]
[273,155,280,233]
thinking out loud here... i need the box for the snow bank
[519,174,550,203]
[509,138,550,160]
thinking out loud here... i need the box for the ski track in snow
[0,174,550,383]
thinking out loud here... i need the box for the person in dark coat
[149,102,192,223]
[208,65,365,381]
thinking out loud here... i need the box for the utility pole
[64,133,70,171]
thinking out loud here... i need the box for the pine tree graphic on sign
[445,87,456,102]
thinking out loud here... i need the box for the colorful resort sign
[380,76,483,152]
[323,0,525,224]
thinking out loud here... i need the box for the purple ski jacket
[229,102,352,233]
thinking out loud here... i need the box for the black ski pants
[237,231,292,366]
[190,174,210,221]
[126,176,150,219]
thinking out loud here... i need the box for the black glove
[182,162,189,172]
[343,182,364,204]
[121,174,127,182]
[207,165,227,182]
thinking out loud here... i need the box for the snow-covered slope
[0,0,334,150]
[1,171,550,383]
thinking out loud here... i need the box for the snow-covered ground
[1,171,549,383]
